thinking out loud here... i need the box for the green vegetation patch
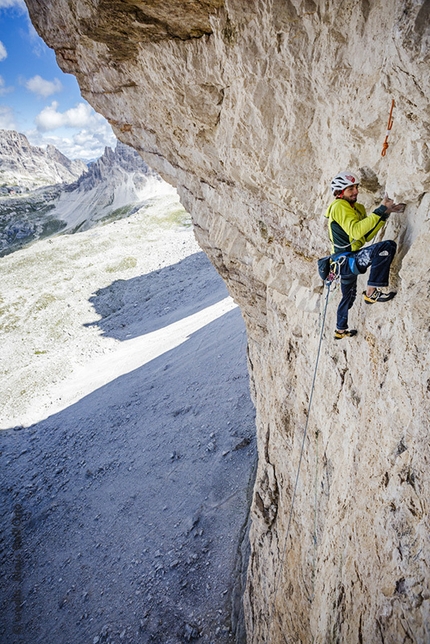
[105,257,138,273]
[33,293,57,311]
[99,205,135,226]
[160,206,192,228]
[141,201,192,230]
[0,312,20,333]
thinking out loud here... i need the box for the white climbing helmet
[330,171,359,194]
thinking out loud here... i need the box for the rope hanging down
[268,276,335,638]
[381,99,395,157]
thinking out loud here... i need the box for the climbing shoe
[334,329,358,340]
[363,289,396,304]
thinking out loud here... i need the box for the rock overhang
[24,2,430,642]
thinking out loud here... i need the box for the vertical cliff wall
[25,1,430,641]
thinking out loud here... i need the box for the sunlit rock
[25,1,430,642]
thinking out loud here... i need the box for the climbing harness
[318,252,359,282]
[268,272,337,639]
[381,99,395,157]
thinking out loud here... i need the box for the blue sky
[0,0,116,160]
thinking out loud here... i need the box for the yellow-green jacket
[325,199,387,254]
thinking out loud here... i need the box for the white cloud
[0,105,16,130]
[35,101,98,132]
[25,75,62,97]
[0,74,13,95]
[0,0,26,8]
[29,100,117,160]
[21,18,46,57]
[27,111,117,161]
[0,41,7,61]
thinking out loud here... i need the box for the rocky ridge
[0,135,168,255]
[53,140,167,232]
[23,2,430,643]
[0,129,87,190]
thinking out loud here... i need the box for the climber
[325,171,405,340]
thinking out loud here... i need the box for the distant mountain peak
[0,129,87,190]
[71,139,159,193]
[0,132,175,255]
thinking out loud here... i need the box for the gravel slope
[0,193,256,644]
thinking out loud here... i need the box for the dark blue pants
[336,240,397,330]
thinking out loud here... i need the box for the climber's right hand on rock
[382,193,406,214]
[391,202,406,213]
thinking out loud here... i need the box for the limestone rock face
[25,1,430,641]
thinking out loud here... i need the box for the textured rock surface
[25,1,430,642]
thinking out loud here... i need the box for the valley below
[0,186,256,643]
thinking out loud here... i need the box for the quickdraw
[325,256,345,287]
[381,99,395,157]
